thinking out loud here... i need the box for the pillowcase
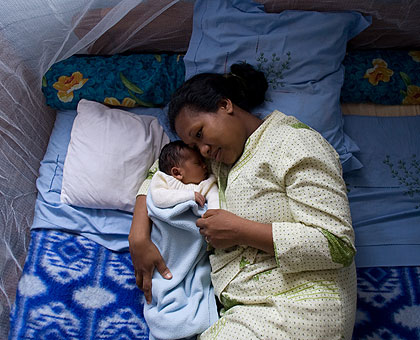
[42,54,185,110]
[60,99,170,212]
[183,0,371,172]
[341,49,420,105]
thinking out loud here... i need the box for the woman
[129,63,357,339]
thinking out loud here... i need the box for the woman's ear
[219,99,233,114]
[170,167,183,181]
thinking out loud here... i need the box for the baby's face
[179,148,208,184]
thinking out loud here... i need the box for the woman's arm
[199,127,355,273]
[129,195,172,304]
[270,128,355,273]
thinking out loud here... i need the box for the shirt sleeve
[272,127,356,273]
[206,182,220,209]
[136,158,159,196]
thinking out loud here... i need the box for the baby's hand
[194,192,206,207]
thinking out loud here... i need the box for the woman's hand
[196,209,274,254]
[129,237,172,304]
[196,209,242,248]
[129,195,172,304]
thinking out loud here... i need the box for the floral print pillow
[43,50,420,110]
[42,54,185,110]
[341,50,420,105]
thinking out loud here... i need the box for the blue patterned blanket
[9,229,149,339]
[9,229,420,339]
[354,266,420,339]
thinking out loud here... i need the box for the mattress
[9,104,420,339]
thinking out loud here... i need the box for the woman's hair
[168,63,268,132]
[158,140,190,175]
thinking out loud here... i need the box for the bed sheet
[343,115,420,268]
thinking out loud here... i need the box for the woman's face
[174,104,248,165]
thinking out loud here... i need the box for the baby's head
[159,140,208,185]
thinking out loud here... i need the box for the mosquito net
[0,0,418,337]
[0,0,194,336]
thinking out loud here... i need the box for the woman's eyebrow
[188,128,197,139]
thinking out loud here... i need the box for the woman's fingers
[130,240,172,304]
[197,209,244,249]
[141,263,172,304]
[134,270,143,289]
[142,271,153,304]
[201,208,219,218]
[156,261,173,280]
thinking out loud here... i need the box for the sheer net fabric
[0,0,419,338]
[0,1,191,337]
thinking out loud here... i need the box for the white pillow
[60,99,169,212]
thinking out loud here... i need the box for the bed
[4,0,420,339]
[8,104,420,340]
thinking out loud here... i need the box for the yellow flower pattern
[402,85,420,104]
[104,97,137,107]
[409,51,420,63]
[121,98,136,107]
[53,71,88,103]
[104,97,120,106]
[363,58,394,86]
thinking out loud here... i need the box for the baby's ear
[170,167,183,181]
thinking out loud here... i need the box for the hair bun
[229,63,268,109]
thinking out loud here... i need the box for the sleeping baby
[143,140,219,340]
[150,140,219,210]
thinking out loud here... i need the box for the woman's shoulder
[263,110,319,143]
[266,110,313,131]
[270,111,340,163]
[262,110,339,160]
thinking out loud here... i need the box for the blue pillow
[184,0,371,172]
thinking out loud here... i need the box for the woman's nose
[199,144,210,157]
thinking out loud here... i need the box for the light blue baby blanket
[144,194,218,340]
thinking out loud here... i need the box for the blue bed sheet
[343,115,420,267]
